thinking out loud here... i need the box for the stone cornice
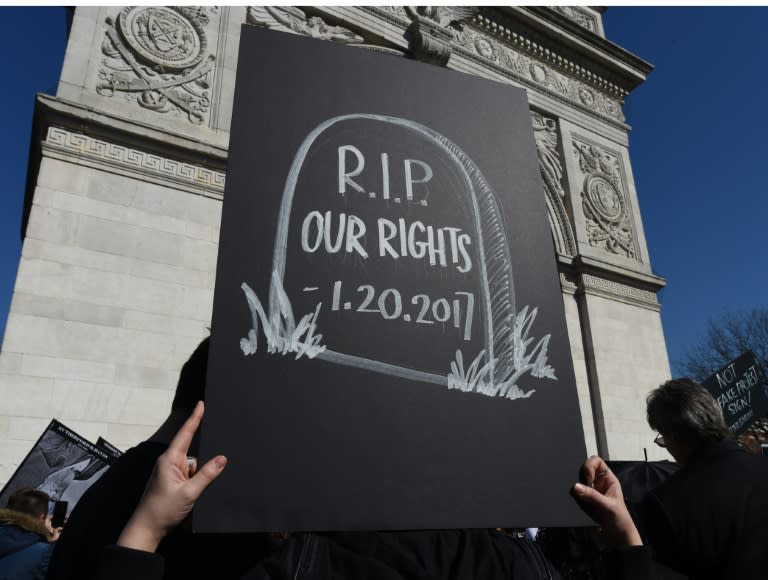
[579,273,660,311]
[558,254,665,311]
[34,93,228,165]
[357,6,632,128]
[22,93,228,239]
[573,254,666,291]
[495,7,653,92]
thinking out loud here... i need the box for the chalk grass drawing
[240,270,325,360]
[240,113,557,400]
[447,306,555,400]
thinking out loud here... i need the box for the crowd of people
[1,338,767,579]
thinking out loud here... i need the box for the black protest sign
[702,351,768,435]
[196,25,588,532]
[96,437,123,462]
[0,420,111,515]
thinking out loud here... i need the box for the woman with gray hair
[573,378,768,579]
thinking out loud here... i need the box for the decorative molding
[572,138,637,259]
[359,7,626,125]
[454,19,625,124]
[43,127,225,195]
[549,7,598,33]
[531,111,576,256]
[580,273,660,310]
[476,13,624,99]
[97,6,218,125]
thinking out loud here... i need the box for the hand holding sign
[117,402,227,553]
[572,456,642,548]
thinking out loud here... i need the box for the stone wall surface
[0,153,220,483]
[0,5,670,486]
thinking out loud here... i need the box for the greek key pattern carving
[44,127,226,193]
[531,112,576,256]
[550,7,598,33]
[572,138,637,259]
[581,274,659,310]
[97,6,218,125]
[456,16,625,124]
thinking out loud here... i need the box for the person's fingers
[183,455,228,500]
[572,482,615,512]
[186,456,198,478]
[579,455,606,485]
[168,401,204,457]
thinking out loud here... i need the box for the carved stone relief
[248,6,363,43]
[550,7,598,33]
[531,112,576,256]
[572,139,637,259]
[97,6,218,125]
[248,6,405,57]
[404,6,478,65]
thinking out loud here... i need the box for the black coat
[638,438,768,579]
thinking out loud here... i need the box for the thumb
[184,455,228,500]
[572,482,613,511]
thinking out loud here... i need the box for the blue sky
[0,7,766,375]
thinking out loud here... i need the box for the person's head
[171,336,210,414]
[6,488,51,520]
[646,378,732,463]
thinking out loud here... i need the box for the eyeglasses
[654,433,666,448]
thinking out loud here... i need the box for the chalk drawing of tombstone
[240,114,556,400]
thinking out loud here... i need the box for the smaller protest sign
[96,437,123,462]
[702,351,768,435]
[0,420,112,515]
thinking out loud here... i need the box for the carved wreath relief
[98,6,217,124]
[573,140,636,258]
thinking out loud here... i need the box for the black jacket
[638,438,768,579]
[97,530,560,580]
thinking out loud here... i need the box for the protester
[0,488,59,580]
[46,338,271,580]
[573,378,768,579]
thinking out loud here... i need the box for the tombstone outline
[241,113,555,398]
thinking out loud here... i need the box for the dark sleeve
[33,542,55,580]
[638,493,687,574]
[97,546,165,580]
[604,546,654,580]
[604,546,688,580]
